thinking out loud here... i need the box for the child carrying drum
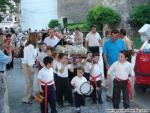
[37,56,58,113]
[71,67,87,113]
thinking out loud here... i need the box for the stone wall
[58,0,150,35]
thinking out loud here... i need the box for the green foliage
[86,6,121,30]
[48,19,60,28]
[66,23,90,32]
[130,4,150,27]
[0,0,20,14]
[132,37,142,49]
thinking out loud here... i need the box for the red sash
[90,74,101,87]
[40,80,54,113]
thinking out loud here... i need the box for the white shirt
[36,51,47,66]
[83,62,92,73]
[85,32,101,47]
[57,62,73,78]
[71,76,87,94]
[53,59,59,74]
[44,36,60,47]
[38,67,54,85]
[90,63,102,81]
[108,61,135,80]
[22,44,37,67]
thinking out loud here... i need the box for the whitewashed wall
[21,0,58,31]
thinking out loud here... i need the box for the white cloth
[57,62,72,78]
[38,67,54,85]
[71,76,87,94]
[83,62,92,73]
[108,61,135,80]
[44,36,60,47]
[85,32,101,47]
[53,59,59,74]
[36,51,47,66]
[22,44,37,67]
[90,63,102,81]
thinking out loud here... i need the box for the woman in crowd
[21,32,38,104]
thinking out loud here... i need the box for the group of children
[36,42,134,113]
[36,42,104,113]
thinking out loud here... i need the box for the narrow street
[6,58,150,113]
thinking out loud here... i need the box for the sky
[21,0,58,31]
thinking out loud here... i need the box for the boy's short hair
[58,53,66,59]
[77,66,84,72]
[43,56,53,66]
[120,50,130,59]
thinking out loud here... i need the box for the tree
[0,0,20,22]
[48,19,60,28]
[0,0,20,12]
[130,4,150,27]
[86,6,121,30]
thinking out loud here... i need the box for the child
[46,46,55,57]
[71,67,87,113]
[36,43,47,71]
[107,50,135,109]
[82,51,92,81]
[90,53,103,104]
[38,56,58,113]
[55,53,73,107]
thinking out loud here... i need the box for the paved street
[6,58,150,113]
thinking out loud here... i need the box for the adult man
[103,29,126,101]
[85,25,102,53]
[44,29,60,47]
[0,43,11,113]
[119,29,133,62]
[74,28,83,46]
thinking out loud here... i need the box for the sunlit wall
[21,0,58,31]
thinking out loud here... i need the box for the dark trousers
[90,80,103,103]
[40,85,57,113]
[113,79,130,109]
[88,46,99,54]
[54,75,73,105]
[84,73,90,81]
[74,92,85,107]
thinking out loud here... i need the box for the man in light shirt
[119,29,133,62]
[85,25,102,53]
[44,29,60,47]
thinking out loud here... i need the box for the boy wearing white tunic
[107,50,135,109]
[71,67,87,113]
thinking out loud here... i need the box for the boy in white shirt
[71,67,87,113]
[55,53,73,107]
[107,50,135,109]
[38,56,58,113]
[90,53,103,104]
[82,51,92,81]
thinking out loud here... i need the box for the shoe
[58,104,64,108]
[106,96,112,102]
[76,109,81,113]
[21,98,32,104]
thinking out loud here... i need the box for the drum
[80,82,93,95]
